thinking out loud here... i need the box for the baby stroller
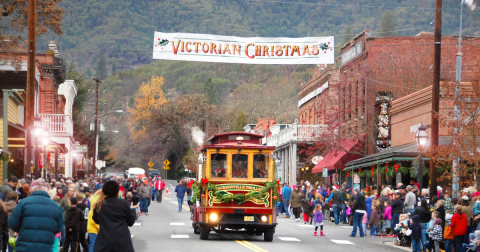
[399,233,412,247]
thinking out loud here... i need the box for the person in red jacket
[154,178,166,203]
[450,205,467,252]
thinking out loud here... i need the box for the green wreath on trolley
[192,180,279,206]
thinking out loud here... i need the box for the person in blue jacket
[281,183,292,218]
[8,179,64,252]
[175,180,187,212]
[366,197,373,220]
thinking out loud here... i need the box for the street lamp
[416,123,428,191]
[33,115,44,178]
[72,150,77,178]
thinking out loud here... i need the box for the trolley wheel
[199,225,210,240]
[264,228,274,242]
[193,223,200,234]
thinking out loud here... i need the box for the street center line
[235,240,263,252]
[241,240,270,252]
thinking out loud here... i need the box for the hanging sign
[153,32,334,65]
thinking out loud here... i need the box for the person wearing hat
[325,186,343,225]
[17,179,29,200]
[92,181,135,252]
[8,179,64,252]
[138,179,152,215]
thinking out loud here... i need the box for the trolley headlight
[261,215,268,222]
[210,213,218,222]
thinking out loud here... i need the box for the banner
[153,32,334,65]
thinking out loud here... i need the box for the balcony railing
[38,114,73,135]
[265,124,327,147]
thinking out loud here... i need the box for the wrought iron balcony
[37,114,73,136]
[265,124,327,147]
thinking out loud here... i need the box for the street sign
[164,166,170,170]
[95,160,105,169]
[322,168,328,177]
[163,159,170,166]
[148,161,154,168]
[73,144,88,152]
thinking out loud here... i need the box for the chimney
[48,41,59,57]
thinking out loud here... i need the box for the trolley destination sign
[153,32,334,65]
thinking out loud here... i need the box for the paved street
[130,181,407,252]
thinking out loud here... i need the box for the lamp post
[41,130,50,179]
[416,123,428,191]
[72,150,77,178]
[33,115,44,179]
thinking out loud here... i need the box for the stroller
[399,233,412,247]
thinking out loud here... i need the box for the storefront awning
[312,138,362,173]
[343,138,452,170]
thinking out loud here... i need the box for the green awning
[345,157,430,171]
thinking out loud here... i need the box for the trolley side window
[253,154,268,178]
[211,153,227,178]
[232,154,249,178]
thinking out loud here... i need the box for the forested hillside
[38,0,480,75]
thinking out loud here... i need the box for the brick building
[0,41,80,179]
[338,30,480,157]
[298,64,339,126]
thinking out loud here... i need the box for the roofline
[207,131,265,142]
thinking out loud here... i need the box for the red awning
[311,138,361,173]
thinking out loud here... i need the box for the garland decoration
[194,180,280,206]
[0,152,9,162]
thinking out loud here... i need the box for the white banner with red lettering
[152,32,334,64]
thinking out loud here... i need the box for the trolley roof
[202,132,275,150]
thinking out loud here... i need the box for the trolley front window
[211,153,227,178]
[232,154,248,178]
[253,154,268,178]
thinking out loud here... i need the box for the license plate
[244,216,254,221]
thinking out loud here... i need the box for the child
[451,205,467,252]
[473,195,480,217]
[313,204,324,236]
[431,218,443,252]
[383,201,392,234]
[409,215,423,252]
[368,204,381,236]
[302,199,313,224]
[427,211,439,236]
[64,197,84,252]
[362,210,368,235]
[444,213,454,252]
[346,203,352,221]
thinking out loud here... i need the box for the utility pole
[430,0,443,199]
[25,0,37,178]
[92,78,102,176]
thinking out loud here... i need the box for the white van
[124,167,145,179]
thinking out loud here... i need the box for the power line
[246,0,437,10]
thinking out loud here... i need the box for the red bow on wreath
[346,171,349,178]
[201,178,208,186]
[371,166,374,176]
[394,164,400,172]
[385,163,388,173]
[359,168,362,173]
[277,180,281,186]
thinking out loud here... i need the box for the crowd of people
[278,179,480,252]
[0,174,168,252]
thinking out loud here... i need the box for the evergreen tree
[380,10,397,37]
[95,53,108,80]
[204,78,219,105]
[232,111,248,131]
